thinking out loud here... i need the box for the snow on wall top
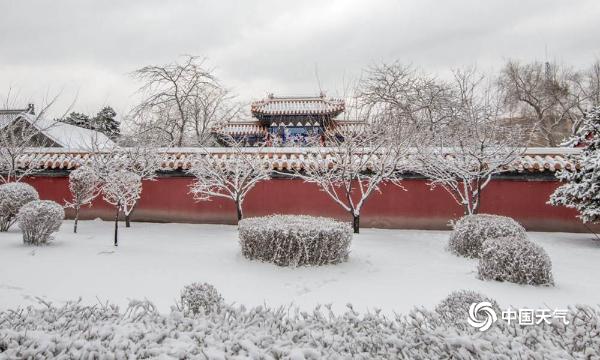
[7,147,580,174]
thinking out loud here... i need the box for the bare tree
[569,60,600,132]
[417,69,526,215]
[101,169,142,246]
[131,55,240,147]
[191,86,241,144]
[86,135,164,228]
[294,98,417,233]
[588,60,600,107]
[119,145,164,227]
[499,60,598,146]
[358,62,455,131]
[188,136,271,221]
[66,166,100,233]
[0,89,73,183]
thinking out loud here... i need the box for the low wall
[22,173,592,233]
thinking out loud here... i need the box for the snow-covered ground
[0,220,598,314]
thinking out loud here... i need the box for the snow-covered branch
[295,101,417,233]
[416,69,526,214]
[188,136,271,221]
[65,166,100,233]
[101,169,142,246]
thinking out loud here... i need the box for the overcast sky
[1,0,599,120]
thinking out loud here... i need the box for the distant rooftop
[251,93,345,118]
[0,104,35,126]
[0,106,114,151]
[0,103,35,115]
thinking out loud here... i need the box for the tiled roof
[213,122,267,136]
[1,113,115,150]
[6,147,580,174]
[212,120,366,135]
[0,105,35,128]
[251,95,345,117]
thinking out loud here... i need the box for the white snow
[1,113,115,150]
[0,220,598,314]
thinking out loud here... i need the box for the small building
[0,105,114,150]
[213,93,364,146]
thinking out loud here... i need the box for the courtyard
[1,220,597,315]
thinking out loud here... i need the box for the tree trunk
[474,179,482,215]
[236,202,243,222]
[125,203,138,228]
[353,214,360,234]
[74,207,79,233]
[114,205,119,247]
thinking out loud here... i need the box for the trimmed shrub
[435,290,501,326]
[478,237,554,286]
[0,182,39,232]
[17,200,64,245]
[238,215,352,266]
[1,297,600,358]
[448,214,527,258]
[179,282,224,316]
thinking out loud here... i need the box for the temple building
[0,105,114,150]
[212,93,363,146]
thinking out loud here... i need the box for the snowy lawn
[0,220,598,314]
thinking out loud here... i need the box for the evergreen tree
[549,106,600,223]
[59,107,120,141]
[92,106,120,140]
[61,112,91,128]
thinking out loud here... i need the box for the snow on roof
[9,147,581,174]
[213,122,267,136]
[0,112,22,129]
[1,113,115,151]
[251,94,345,117]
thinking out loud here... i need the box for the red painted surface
[23,175,592,232]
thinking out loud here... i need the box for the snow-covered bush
[478,237,554,286]
[1,296,600,358]
[0,182,39,232]
[435,290,500,326]
[179,282,224,316]
[238,215,353,266]
[17,200,64,245]
[448,214,527,258]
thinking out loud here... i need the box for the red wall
[24,175,591,232]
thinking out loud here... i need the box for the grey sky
[1,0,599,120]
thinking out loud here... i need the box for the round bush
[238,215,353,267]
[435,290,500,326]
[0,182,39,231]
[478,237,554,286]
[179,282,224,316]
[448,214,527,258]
[17,200,64,245]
